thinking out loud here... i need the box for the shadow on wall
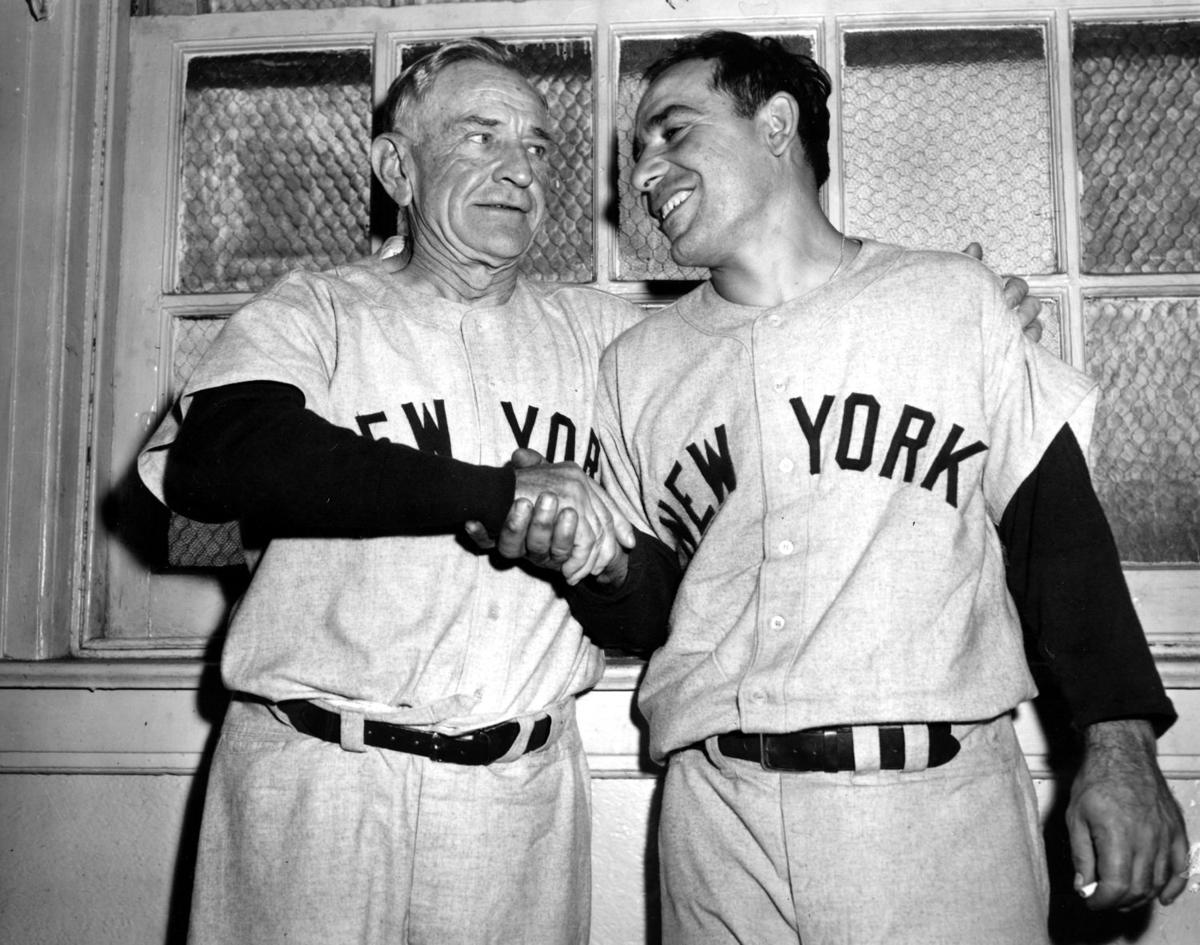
[164,656,229,945]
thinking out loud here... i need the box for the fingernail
[1079,881,1099,898]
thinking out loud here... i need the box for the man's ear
[371,132,413,208]
[761,91,800,157]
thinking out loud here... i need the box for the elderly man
[493,30,1188,945]
[139,39,673,945]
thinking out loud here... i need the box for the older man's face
[406,61,554,270]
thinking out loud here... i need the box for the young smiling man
[583,30,1185,945]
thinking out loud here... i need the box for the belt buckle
[446,726,493,765]
[757,733,776,771]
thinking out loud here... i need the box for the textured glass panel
[842,29,1055,275]
[167,515,244,568]
[616,34,814,282]
[1036,296,1064,361]
[172,315,228,396]
[1084,297,1200,563]
[394,39,595,283]
[177,50,372,294]
[1073,22,1200,274]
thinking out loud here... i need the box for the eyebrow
[456,113,554,144]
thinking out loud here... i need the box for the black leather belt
[278,700,552,765]
[714,722,959,772]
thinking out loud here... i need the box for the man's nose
[494,142,534,187]
[631,148,664,196]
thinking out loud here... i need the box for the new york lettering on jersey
[353,398,602,476]
[656,391,989,556]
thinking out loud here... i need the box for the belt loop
[492,716,533,764]
[902,723,929,772]
[852,725,882,773]
[339,708,367,753]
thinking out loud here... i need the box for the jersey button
[773,378,786,392]
[766,313,782,327]
[778,540,795,555]
[750,689,768,704]
[779,457,794,473]
[768,615,786,631]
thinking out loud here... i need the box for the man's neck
[709,222,850,308]
[398,249,521,306]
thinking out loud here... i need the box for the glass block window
[171,316,228,396]
[1073,22,1200,274]
[393,39,596,283]
[177,49,373,293]
[1036,296,1065,361]
[615,34,815,282]
[841,28,1056,276]
[1084,297,1200,563]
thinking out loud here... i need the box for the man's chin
[667,238,705,270]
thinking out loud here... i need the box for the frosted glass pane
[177,50,373,293]
[842,28,1056,275]
[1073,21,1200,274]
[1085,297,1200,562]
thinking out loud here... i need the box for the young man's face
[632,58,774,272]
[405,60,554,270]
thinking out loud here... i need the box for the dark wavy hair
[644,31,832,186]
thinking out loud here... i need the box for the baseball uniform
[593,240,1098,944]
[139,244,642,945]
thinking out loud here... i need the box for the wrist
[1083,718,1157,760]
[592,549,630,590]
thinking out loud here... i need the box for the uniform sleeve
[157,380,516,537]
[979,271,1099,520]
[139,273,345,506]
[1000,424,1175,735]
[591,342,664,544]
[562,342,682,657]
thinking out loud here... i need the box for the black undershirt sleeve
[165,378,678,654]
[998,424,1175,735]
[163,380,515,537]
[566,535,681,658]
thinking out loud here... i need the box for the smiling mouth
[657,190,693,222]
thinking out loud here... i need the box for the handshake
[465,448,635,588]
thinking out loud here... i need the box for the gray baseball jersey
[140,248,641,733]
[593,241,1097,761]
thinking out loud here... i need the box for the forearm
[999,425,1175,734]
[164,380,515,537]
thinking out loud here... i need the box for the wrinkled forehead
[421,60,550,128]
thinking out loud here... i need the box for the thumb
[509,448,546,469]
[1068,817,1098,901]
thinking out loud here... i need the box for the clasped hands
[465,448,634,587]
